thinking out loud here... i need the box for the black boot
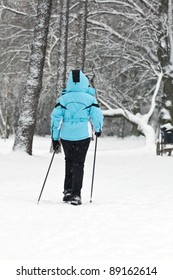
[63,190,72,202]
[70,195,82,206]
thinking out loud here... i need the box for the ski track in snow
[0,136,173,260]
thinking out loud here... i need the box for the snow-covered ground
[0,136,173,278]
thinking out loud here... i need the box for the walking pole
[90,136,98,203]
[37,149,56,204]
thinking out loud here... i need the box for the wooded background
[0,0,173,154]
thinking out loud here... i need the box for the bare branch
[0,1,36,17]
[139,0,158,13]
[87,18,158,63]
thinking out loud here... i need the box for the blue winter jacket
[51,70,104,141]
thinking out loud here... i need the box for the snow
[0,136,173,278]
[160,108,171,121]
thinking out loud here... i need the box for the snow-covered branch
[88,10,138,20]
[103,107,156,146]
[87,18,158,63]
[139,0,157,13]
[94,0,132,8]
[0,1,36,17]
[127,0,145,17]
[143,72,163,123]
[102,72,163,146]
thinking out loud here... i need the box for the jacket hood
[66,70,96,95]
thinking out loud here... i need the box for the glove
[95,130,102,137]
[52,140,60,151]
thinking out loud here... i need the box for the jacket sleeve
[89,97,104,132]
[51,101,64,140]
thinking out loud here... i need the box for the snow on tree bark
[13,0,52,155]
[56,0,69,95]
[158,0,173,125]
[76,0,88,71]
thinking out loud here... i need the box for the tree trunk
[13,0,52,155]
[76,0,88,71]
[56,0,70,95]
[158,0,173,125]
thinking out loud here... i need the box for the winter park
[0,0,173,279]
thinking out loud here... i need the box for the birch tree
[13,0,52,155]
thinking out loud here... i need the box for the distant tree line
[0,0,173,153]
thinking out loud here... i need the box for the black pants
[61,138,90,197]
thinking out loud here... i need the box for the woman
[51,70,104,205]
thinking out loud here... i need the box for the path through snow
[0,136,173,262]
